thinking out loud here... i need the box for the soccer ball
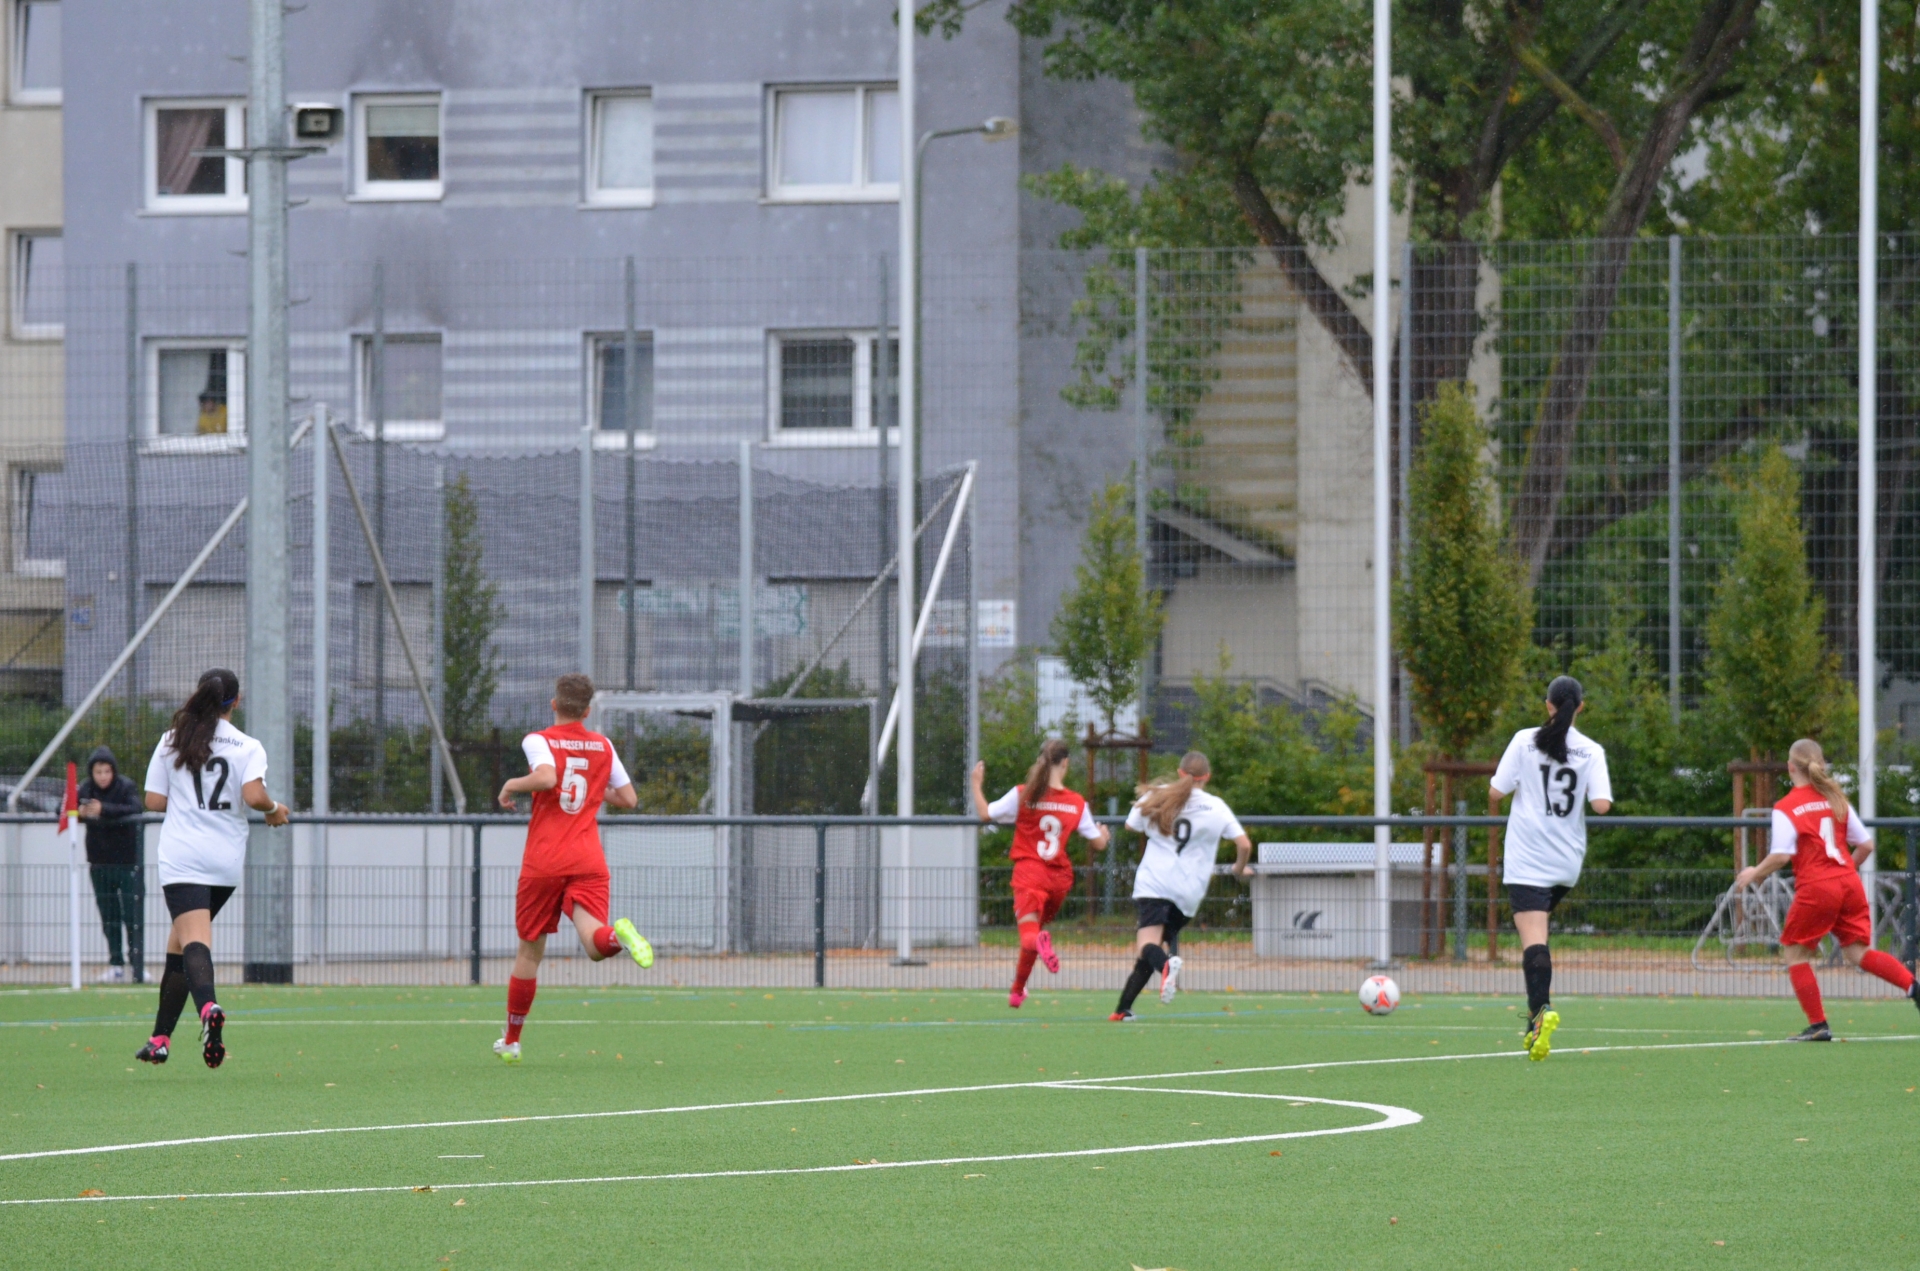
[1358,975,1400,1015]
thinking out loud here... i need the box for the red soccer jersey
[520,722,623,878]
[1771,787,1867,890]
[1006,788,1091,880]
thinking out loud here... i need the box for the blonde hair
[1135,751,1210,836]
[1788,738,1850,825]
[1021,738,1073,808]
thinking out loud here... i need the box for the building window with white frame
[146,100,246,212]
[10,467,61,577]
[9,230,60,338]
[148,340,246,448]
[355,95,441,199]
[771,331,899,438]
[586,91,653,206]
[590,333,655,443]
[357,334,444,441]
[8,0,59,104]
[768,85,899,201]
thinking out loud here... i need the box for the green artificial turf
[2,981,1917,1269]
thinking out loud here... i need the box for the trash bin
[1249,842,1433,959]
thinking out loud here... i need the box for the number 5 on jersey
[559,756,590,814]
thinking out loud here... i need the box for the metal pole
[965,485,979,799]
[244,0,294,983]
[624,256,638,690]
[430,465,446,813]
[469,823,482,986]
[312,405,330,965]
[739,439,754,697]
[1397,239,1413,749]
[1134,246,1152,730]
[1453,798,1468,961]
[1861,0,1880,933]
[876,254,892,730]
[814,820,827,988]
[1905,825,1917,972]
[1668,234,1683,726]
[124,263,139,748]
[1370,0,1394,968]
[371,263,386,797]
[68,814,79,991]
[581,347,596,678]
[896,7,918,964]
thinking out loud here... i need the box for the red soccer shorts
[515,871,611,943]
[1011,863,1073,928]
[1780,876,1872,949]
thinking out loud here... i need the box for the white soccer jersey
[1491,725,1612,888]
[1128,788,1246,917]
[145,719,269,888]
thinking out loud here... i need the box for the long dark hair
[1136,751,1210,836]
[169,668,239,773]
[1021,738,1072,808]
[1536,675,1584,764]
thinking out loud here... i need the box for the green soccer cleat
[613,918,654,969]
[493,1037,521,1064]
[1526,1008,1560,1062]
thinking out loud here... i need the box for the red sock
[505,975,537,1044]
[1788,962,1825,1025]
[593,925,621,958]
[1014,924,1040,993]
[1858,949,1917,992]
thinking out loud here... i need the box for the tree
[1701,447,1846,758]
[1050,482,1164,733]
[1397,384,1531,757]
[441,473,506,740]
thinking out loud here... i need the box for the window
[8,0,58,104]
[769,85,899,201]
[355,95,441,199]
[146,100,246,212]
[586,91,653,206]
[590,333,655,445]
[357,334,444,440]
[147,341,246,449]
[9,230,60,338]
[770,331,899,439]
[10,468,61,578]
[353,582,432,687]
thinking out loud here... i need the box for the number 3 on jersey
[1034,814,1063,861]
[558,756,590,815]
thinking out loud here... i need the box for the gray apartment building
[45,0,1382,750]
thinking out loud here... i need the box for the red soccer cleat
[1009,988,1026,1009]
[1036,930,1060,975]
[1109,1010,1134,1022]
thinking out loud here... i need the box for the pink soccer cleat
[1036,930,1060,974]
[1008,988,1027,1009]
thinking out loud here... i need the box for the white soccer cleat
[97,965,126,984]
[1159,954,1182,1005]
[492,1037,521,1065]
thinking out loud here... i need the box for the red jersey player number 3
[491,674,655,1065]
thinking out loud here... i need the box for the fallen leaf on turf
[963,1174,983,1179]
[1389,1217,1398,1224]
[78,1189,103,1198]
[1794,1138,1808,1142]
[1270,1151,1281,1157]
[453,1199,466,1207]
[1714,1241,1725,1246]
[414,1186,434,1193]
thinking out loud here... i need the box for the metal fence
[6,814,1917,1000]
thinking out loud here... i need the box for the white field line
[0,1091,1420,1206]
[3,1032,1912,1171]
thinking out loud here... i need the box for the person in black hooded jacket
[76,745,145,983]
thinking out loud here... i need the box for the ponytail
[1136,751,1210,836]
[1535,676,1583,765]
[169,668,239,774]
[1022,738,1072,808]
[1789,738,1851,826]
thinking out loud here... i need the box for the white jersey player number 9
[1036,814,1063,860]
[559,756,590,815]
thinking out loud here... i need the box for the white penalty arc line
[0,1092,1420,1207]
[3,1032,1912,1171]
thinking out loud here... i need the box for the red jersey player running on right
[493,673,654,1063]
[970,740,1109,1008]
[1735,737,1920,1040]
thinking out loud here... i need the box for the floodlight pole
[244,0,294,983]
[1860,0,1879,924]
[1370,0,1395,968]
[896,2,918,964]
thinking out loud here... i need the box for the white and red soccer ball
[1358,974,1400,1015]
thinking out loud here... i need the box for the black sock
[1522,943,1552,1018]
[182,942,217,1014]
[153,953,190,1038]
[1118,945,1169,1013]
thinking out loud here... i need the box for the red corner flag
[59,761,78,835]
